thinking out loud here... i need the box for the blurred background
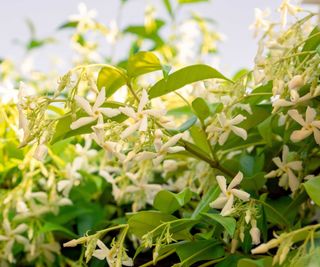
[0,0,316,74]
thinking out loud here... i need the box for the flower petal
[216,175,227,195]
[138,89,149,112]
[290,129,312,142]
[74,95,93,115]
[93,87,106,111]
[221,195,234,216]
[210,195,228,209]
[99,107,120,117]
[288,109,305,126]
[228,171,243,190]
[231,189,250,201]
[70,116,96,130]
[231,126,247,140]
[306,106,316,124]
[121,122,140,139]
[119,107,137,119]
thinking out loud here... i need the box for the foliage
[2,1,320,267]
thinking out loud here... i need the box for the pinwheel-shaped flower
[70,88,120,130]
[0,219,29,263]
[206,113,247,145]
[119,90,166,139]
[265,145,302,192]
[210,172,250,216]
[288,106,320,145]
[135,129,185,166]
[93,239,133,266]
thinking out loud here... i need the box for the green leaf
[192,97,210,122]
[237,257,272,267]
[128,211,175,238]
[304,176,320,206]
[191,186,220,218]
[127,51,162,77]
[39,222,77,238]
[189,125,211,155]
[153,188,193,214]
[257,116,273,146]
[58,21,79,29]
[177,116,197,132]
[162,64,172,81]
[97,66,127,97]
[175,240,224,267]
[163,0,174,18]
[201,213,236,236]
[243,81,272,105]
[300,26,320,61]
[149,64,232,98]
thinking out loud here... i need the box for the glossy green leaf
[257,116,273,146]
[39,222,77,238]
[300,26,320,61]
[149,64,232,98]
[175,239,224,267]
[304,176,320,206]
[189,125,211,155]
[153,188,193,214]
[97,66,127,97]
[177,116,197,132]
[237,257,272,267]
[201,213,236,236]
[127,51,162,77]
[192,97,210,121]
[191,186,220,218]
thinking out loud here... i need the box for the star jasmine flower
[249,8,271,37]
[70,88,120,130]
[93,239,133,266]
[0,219,29,263]
[288,106,320,144]
[206,113,247,145]
[210,172,250,216]
[57,157,82,197]
[119,90,166,139]
[278,0,301,27]
[265,145,302,192]
[135,129,185,166]
[272,92,313,112]
[69,3,97,32]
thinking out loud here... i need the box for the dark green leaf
[175,240,224,267]
[300,26,320,61]
[201,213,236,236]
[191,186,220,218]
[192,97,210,121]
[153,188,193,214]
[39,222,77,238]
[237,257,273,267]
[189,125,211,155]
[304,176,320,206]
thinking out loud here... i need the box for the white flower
[135,129,185,166]
[272,92,312,112]
[249,8,271,37]
[70,88,120,130]
[206,113,247,145]
[288,106,320,144]
[265,145,302,192]
[93,239,133,266]
[69,3,97,32]
[99,168,123,201]
[119,90,166,139]
[0,219,29,263]
[278,0,301,27]
[57,157,82,196]
[210,172,250,216]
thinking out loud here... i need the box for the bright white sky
[0,0,316,74]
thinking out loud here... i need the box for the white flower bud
[245,210,251,224]
[33,144,48,161]
[288,75,304,91]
